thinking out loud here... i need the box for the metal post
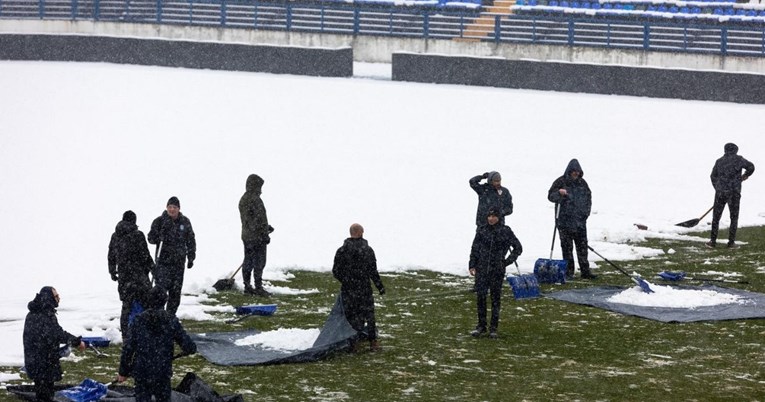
[221,0,226,26]
[567,19,574,45]
[156,0,162,22]
[643,24,650,50]
[286,3,291,30]
[94,0,100,20]
[353,9,359,34]
[494,14,501,43]
[720,27,728,55]
[423,12,429,39]
[71,0,78,19]
[38,0,43,18]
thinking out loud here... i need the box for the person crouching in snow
[332,223,386,352]
[117,286,196,402]
[469,208,522,339]
[23,286,86,401]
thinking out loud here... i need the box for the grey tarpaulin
[545,285,765,323]
[191,294,356,366]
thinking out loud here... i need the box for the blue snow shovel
[507,262,540,299]
[587,245,654,293]
[57,378,108,402]
[534,203,568,284]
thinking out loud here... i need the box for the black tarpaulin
[7,372,242,402]
[191,294,356,366]
[546,285,765,323]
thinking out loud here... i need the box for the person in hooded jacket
[332,223,385,352]
[23,286,86,401]
[108,210,154,335]
[468,208,522,338]
[117,286,197,402]
[148,196,196,315]
[707,143,755,249]
[469,171,513,227]
[239,174,274,297]
[548,159,595,279]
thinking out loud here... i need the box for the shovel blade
[632,277,655,293]
[213,278,236,292]
[507,274,540,299]
[533,258,568,284]
[675,218,700,228]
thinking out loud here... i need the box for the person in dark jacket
[707,143,755,249]
[117,286,197,402]
[332,223,385,352]
[470,171,513,227]
[547,159,595,279]
[239,174,274,297]
[108,210,154,335]
[23,286,86,401]
[468,208,522,339]
[148,196,196,315]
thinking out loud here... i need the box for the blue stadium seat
[680,6,689,13]
[657,5,667,12]
[735,9,746,16]
[603,3,613,9]
[623,4,635,10]
[691,7,701,14]
[560,1,569,7]
[669,6,678,12]
[647,5,657,11]
[725,7,735,15]
[580,1,590,8]
[571,1,579,8]
[549,0,558,6]
[591,2,601,9]
[713,8,723,15]
[746,9,757,16]
[759,9,765,16]
[614,3,623,9]
[516,0,525,5]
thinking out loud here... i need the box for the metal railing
[1,0,763,56]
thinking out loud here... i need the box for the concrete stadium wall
[391,52,765,104]
[0,28,353,77]
[2,19,765,74]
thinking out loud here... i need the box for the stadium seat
[603,3,613,9]
[669,6,678,13]
[657,5,667,12]
[746,9,757,16]
[571,1,579,8]
[690,7,701,14]
[680,6,689,13]
[580,1,590,8]
[516,0,525,5]
[713,8,723,15]
[724,7,734,15]
[591,2,601,9]
[647,5,657,12]
[614,3,623,9]
[759,10,765,16]
[560,1,569,7]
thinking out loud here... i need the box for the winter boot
[471,327,486,338]
[488,330,498,339]
[254,287,271,297]
[370,340,382,352]
[244,284,256,295]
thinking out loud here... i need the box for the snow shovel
[507,262,540,299]
[657,271,749,284]
[587,245,654,293]
[213,264,243,292]
[533,203,568,284]
[675,206,714,228]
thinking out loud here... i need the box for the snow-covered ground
[0,60,762,367]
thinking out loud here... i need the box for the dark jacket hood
[28,286,58,312]
[115,220,138,236]
[724,143,738,155]
[565,159,584,178]
[246,174,264,195]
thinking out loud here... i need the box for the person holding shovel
[239,174,274,297]
[148,196,196,315]
[23,286,86,401]
[332,223,386,352]
[469,208,522,339]
[707,143,755,249]
[117,286,197,402]
[547,158,596,280]
[469,171,513,227]
[108,210,154,335]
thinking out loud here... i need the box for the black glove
[265,234,271,245]
[187,260,194,269]
[110,272,119,281]
[482,172,489,179]
[504,257,517,267]
[379,288,386,296]
[268,225,275,234]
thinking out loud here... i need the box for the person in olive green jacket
[239,174,274,297]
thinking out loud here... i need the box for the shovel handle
[698,206,714,221]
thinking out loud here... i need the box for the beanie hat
[724,143,738,154]
[122,210,137,224]
[487,208,501,218]
[488,171,502,182]
[167,196,180,208]
[145,286,168,309]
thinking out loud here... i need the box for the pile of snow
[608,283,745,307]
[234,328,321,352]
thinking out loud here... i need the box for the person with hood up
[239,174,275,297]
[23,286,86,401]
[468,208,522,339]
[108,210,154,335]
[707,143,755,249]
[117,286,197,402]
[332,223,385,352]
[547,159,595,280]
[148,197,196,315]
[469,171,513,227]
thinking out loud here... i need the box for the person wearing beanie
[468,208,522,339]
[239,174,274,297]
[108,210,154,335]
[148,197,197,315]
[707,143,755,249]
[23,286,86,401]
[548,159,595,280]
[469,171,513,227]
[332,223,385,351]
[117,286,196,401]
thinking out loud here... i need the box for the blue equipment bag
[235,304,278,316]
[57,379,108,402]
[507,274,541,299]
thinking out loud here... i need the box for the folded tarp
[546,285,765,323]
[7,372,242,402]
[191,294,356,366]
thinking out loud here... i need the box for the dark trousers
[559,226,589,276]
[33,380,54,401]
[342,293,378,341]
[711,191,741,245]
[242,241,267,289]
[155,260,184,315]
[135,377,172,402]
[475,268,504,331]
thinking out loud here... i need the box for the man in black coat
[117,286,197,402]
[23,286,86,401]
[239,174,274,297]
[707,143,755,249]
[108,210,154,335]
[332,223,385,352]
[469,171,513,227]
[148,197,196,315]
[547,159,595,279]
[468,208,522,338]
